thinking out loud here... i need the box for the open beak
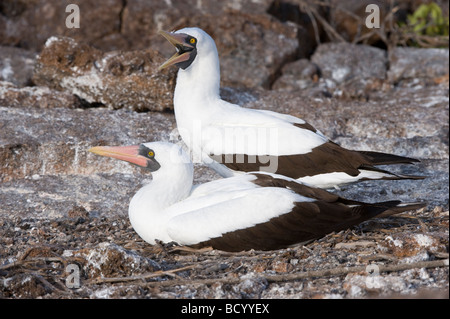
[89,145,148,167]
[158,30,196,70]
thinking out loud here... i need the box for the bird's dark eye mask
[138,145,161,172]
[159,31,198,70]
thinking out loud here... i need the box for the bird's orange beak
[89,145,148,167]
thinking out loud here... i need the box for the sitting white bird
[89,142,424,252]
[158,27,424,189]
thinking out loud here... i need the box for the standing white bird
[158,27,424,189]
[89,142,424,252]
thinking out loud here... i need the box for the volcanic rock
[310,42,388,98]
[0,81,82,109]
[33,37,176,111]
[0,0,125,51]
[0,46,36,87]
[387,47,450,85]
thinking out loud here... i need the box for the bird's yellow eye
[190,38,196,44]
[148,151,154,157]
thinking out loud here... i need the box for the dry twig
[89,264,197,284]
[142,258,449,288]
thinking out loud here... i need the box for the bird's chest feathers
[174,96,219,141]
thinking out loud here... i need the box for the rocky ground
[0,0,449,299]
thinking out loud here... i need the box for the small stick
[143,258,449,288]
[89,264,196,284]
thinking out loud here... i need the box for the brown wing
[210,141,424,181]
[210,141,373,178]
[192,199,402,252]
[190,174,418,252]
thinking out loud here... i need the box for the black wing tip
[358,150,422,165]
[380,201,428,217]
[395,174,428,180]
[397,156,421,164]
[359,165,428,182]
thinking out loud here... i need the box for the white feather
[167,186,311,245]
[127,142,315,245]
[297,169,394,189]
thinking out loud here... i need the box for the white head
[159,27,218,70]
[159,27,221,97]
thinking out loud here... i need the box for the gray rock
[0,106,175,182]
[0,0,125,51]
[272,58,320,90]
[312,42,387,85]
[234,273,268,298]
[121,0,273,51]
[1,0,298,90]
[0,81,82,109]
[0,173,138,219]
[64,242,161,278]
[0,46,36,87]
[388,47,450,85]
[308,42,388,99]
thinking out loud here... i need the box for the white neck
[174,46,221,111]
[174,46,222,159]
[128,160,194,244]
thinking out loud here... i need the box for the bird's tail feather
[358,151,420,165]
[359,150,420,165]
[339,199,427,218]
[359,165,427,181]
[378,201,427,217]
